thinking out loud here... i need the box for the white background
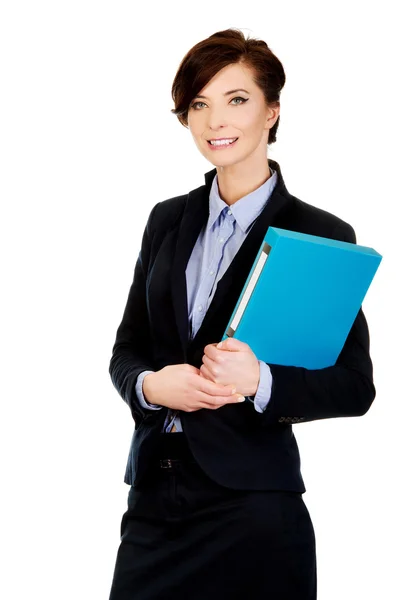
[1,1,399,598]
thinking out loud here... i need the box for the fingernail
[237,396,245,402]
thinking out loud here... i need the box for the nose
[207,107,229,132]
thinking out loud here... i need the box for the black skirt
[108,432,317,600]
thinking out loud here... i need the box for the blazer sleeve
[260,222,376,425]
[109,202,165,424]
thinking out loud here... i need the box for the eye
[190,97,248,110]
[231,96,247,105]
[190,101,206,110]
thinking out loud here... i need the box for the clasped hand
[199,337,260,398]
[143,338,260,412]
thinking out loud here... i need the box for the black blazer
[109,158,375,491]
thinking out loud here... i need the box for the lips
[207,138,239,153]
[207,138,238,145]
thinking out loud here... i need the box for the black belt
[156,432,197,468]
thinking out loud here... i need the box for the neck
[215,159,271,206]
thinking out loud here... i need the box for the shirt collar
[207,167,278,233]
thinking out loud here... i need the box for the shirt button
[227,210,232,215]
[219,237,224,243]
[198,305,203,311]
[210,270,214,275]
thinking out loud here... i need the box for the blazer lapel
[171,159,293,358]
[170,176,211,358]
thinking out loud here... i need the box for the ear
[265,103,280,129]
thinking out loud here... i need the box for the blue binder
[221,227,382,369]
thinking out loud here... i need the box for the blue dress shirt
[135,168,277,432]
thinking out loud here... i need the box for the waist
[156,432,196,461]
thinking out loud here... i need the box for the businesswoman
[108,28,375,600]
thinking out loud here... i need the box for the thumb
[217,337,234,350]
[217,337,244,351]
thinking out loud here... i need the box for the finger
[199,364,213,381]
[201,358,230,387]
[196,390,245,408]
[204,343,219,351]
[219,338,248,352]
[197,374,236,396]
[203,344,222,360]
[201,356,217,377]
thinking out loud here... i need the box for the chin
[208,156,244,168]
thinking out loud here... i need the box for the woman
[108,28,375,600]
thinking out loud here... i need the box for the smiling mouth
[207,137,239,147]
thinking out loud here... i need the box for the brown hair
[170,28,286,145]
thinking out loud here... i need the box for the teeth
[209,138,237,146]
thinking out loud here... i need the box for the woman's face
[187,62,279,168]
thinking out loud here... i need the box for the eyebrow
[193,88,250,100]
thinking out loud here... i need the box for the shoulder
[288,193,357,244]
[146,194,187,236]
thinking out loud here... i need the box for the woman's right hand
[142,364,245,412]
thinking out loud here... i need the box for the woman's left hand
[200,337,260,397]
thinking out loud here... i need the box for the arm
[109,203,165,424]
[135,370,163,410]
[246,361,273,412]
[259,223,376,425]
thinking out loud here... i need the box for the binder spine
[226,241,271,338]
